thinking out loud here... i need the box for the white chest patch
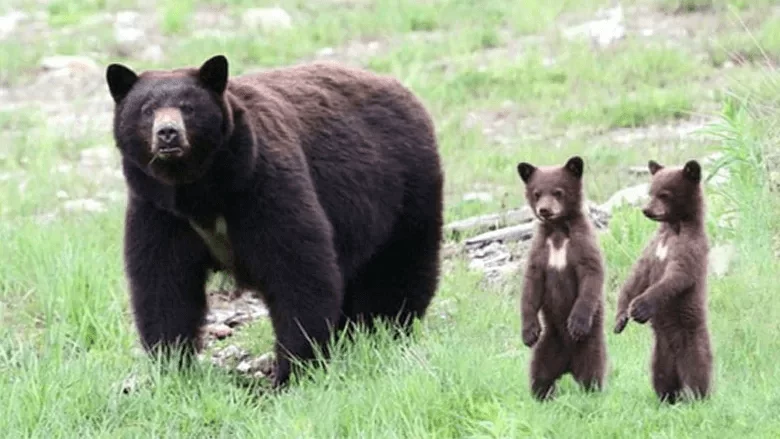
[655,241,669,262]
[189,216,235,270]
[546,238,569,270]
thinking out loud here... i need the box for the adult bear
[105,54,444,387]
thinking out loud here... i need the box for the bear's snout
[151,107,190,159]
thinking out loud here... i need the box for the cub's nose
[156,126,179,144]
[538,207,552,219]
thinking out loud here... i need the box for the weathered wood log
[464,222,536,246]
[445,206,533,235]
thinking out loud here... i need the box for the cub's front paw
[522,320,541,347]
[629,296,655,324]
[567,311,592,341]
[613,312,629,334]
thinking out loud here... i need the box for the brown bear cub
[105,55,444,388]
[614,159,712,404]
[517,156,607,401]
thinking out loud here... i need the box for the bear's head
[642,159,703,223]
[516,156,584,223]
[105,55,233,185]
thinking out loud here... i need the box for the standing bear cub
[105,55,444,388]
[614,159,712,404]
[517,156,608,401]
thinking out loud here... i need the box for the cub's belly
[541,267,578,327]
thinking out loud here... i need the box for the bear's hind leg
[343,223,441,335]
[529,330,569,401]
[652,338,682,404]
[570,332,607,393]
[677,333,713,401]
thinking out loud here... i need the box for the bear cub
[517,156,608,401]
[614,159,712,404]
[105,55,444,388]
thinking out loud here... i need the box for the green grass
[2,0,780,437]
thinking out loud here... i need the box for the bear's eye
[552,189,564,198]
[141,105,154,116]
[658,192,670,200]
[533,190,541,200]
[180,103,194,114]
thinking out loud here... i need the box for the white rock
[242,7,292,32]
[600,183,649,214]
[463,192,493,203]
[40,55,99,73]
[0,11,26,39]
[63,198,106,213]
[139,45,164,63]
[114,11,144,46]
[708,243,735,278]
[562,4,625,48]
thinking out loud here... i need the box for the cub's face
[642,159,702,222]
[516,156,584,223]
[105,55,230,185]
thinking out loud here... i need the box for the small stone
[599,183,649,214]
[236,353,275,376]
[140,45,164,63]
[120,372,150,394]
[205,323,233,339]
[242,7,292,32]
[56,190,68,199]
[317,47,336,57]
[708,243,735,278]
[63,198,106,213]
[0,11,26,39]
[40,55,99,73]
[562,4,625,48]
[463,192,493,203]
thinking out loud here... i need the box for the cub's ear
[198,54,229,95]
[564,156,584,179]
[517,162,536,184]
[648,160,663,175]
[683,159,701,183]
[106,63,138,104]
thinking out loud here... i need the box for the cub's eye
[141,105,154,116]
[180,103,194,114]
[533,190,541,200]
[658,192,670,200]
[553,189,564,198]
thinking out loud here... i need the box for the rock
[120,372,150,395]
[235,353,275,376]
[463,192,493,203]
[205,323,234,340]
[562,4,625,48]
[708,243,735,278]
[0,11,26,39]
[210,344,250,368]
[599,183,649,214]
[139,45,164,63]
[40,55,99,73]
[628,166,649,176]
[242,7,292,32]
[114,10,145,50]
[62,198,106,213]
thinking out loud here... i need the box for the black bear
[516,156,608,401]
[105,55,444,387]
[614,159,712,404]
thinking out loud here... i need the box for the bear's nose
[538,207,552,218]
[156,126,179,144]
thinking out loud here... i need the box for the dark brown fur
[106,55,444,388]
[614,159,712,404]
[517,156,607,401]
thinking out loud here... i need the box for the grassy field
[2,0,780,437]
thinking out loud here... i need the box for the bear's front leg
[124,198,212,364]
[228,180,344,388]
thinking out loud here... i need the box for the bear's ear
[106,63,138,104]
[648,160,663,175]
[198,55,229,95]
[683,159,701,183]
[563,156,584,179]
[517,162,536,184]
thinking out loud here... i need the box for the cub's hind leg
[529,329,569,401]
